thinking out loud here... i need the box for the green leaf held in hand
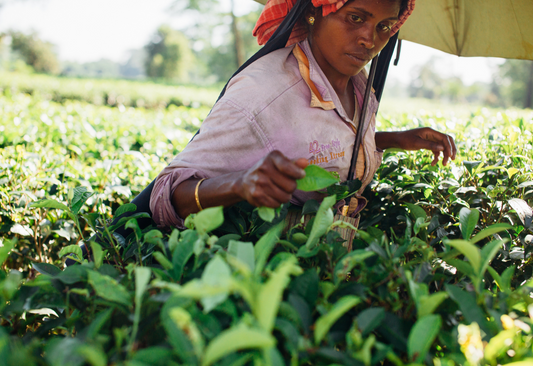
[297,165,340,192]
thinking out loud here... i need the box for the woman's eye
[378,23,392,32]
[350,15,362,23]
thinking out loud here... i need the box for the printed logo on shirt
[308,138,345,165]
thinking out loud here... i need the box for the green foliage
[145,25,195,81]
[1,80,533,365]
[0,70,218,108]
[498,59,533,109]
[5,31,61,75]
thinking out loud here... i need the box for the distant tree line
[406,57,533,109]
[0,20,532,109]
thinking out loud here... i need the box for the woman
[149,0,456,229]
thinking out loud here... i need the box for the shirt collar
[294,39,376,123]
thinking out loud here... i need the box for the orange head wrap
[253,0,415,46]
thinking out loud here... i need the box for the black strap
[372,32,399,104]
[347,57,379,180]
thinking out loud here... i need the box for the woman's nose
[358,26,375,49]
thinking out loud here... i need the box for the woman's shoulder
[220,46,305,111]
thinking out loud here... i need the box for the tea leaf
[257,207,276,223]
[169,307,205,358]
[404,203,427,221]
[0,239,16,266]
[70,186,94,215]
[90,242,105,269]
[508,198,532,228]
[418,293,448,318]
[484,329,517,362]
[88,270,132,306]
[357,307,385,336]
[256,258,302,333]
[459,207,479,240]
[470,223,512,243]
[114,203,137,217]
[297,165,340,192]
[171,230,197,281]
[305,195,336,249]
[201,325,275,366]
[59,245,84,263]
[153,252,173,270]
[200,255,232,313]
[135,267,151,303]
[30,199,70,212]
[480,239,506,277]
[228,240,254,272]
[194,206,224,235]
[32,262,61,276]
[314,295,360,344]
[407,315,441,362]
[507,167,519,179]
[444,239,481,273]
[254,222,283,277]
[446,284,490,334]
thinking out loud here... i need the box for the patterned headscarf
[253,0,416,46]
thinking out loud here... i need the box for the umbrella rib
[508,0,525,54]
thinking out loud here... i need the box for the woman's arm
[172,151,308,219]
[375,127,457,166]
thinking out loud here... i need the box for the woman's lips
[346,53,371,67]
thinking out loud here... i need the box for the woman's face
[308,0,401,83]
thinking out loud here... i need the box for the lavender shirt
[149,39,382,228]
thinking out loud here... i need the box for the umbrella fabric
[398,0,533,60]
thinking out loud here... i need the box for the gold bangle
[194,178,206,212]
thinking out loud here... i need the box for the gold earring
[308,16,315,25]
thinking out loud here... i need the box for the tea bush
[1,81,533,365]
[0,71,219,109]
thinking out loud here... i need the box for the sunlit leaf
[257,206,276,222]
[70,186,94,215]
[255,258,302,333]
[201,325,275,366]
[228,240,254,273]
[30,199,70,212]
[459,207,479,240]
[194,206,224,235]
[297,165,339,192]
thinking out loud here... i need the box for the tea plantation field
[1,75,533,365]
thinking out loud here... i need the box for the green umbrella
[399,0,533,60]
[252,0,533,60]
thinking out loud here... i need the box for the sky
[0,0,505,85]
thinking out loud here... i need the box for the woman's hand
[172,151,308,219]
[376,128,457,166]
[235,150,308,208]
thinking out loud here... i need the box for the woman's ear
[305,6,318,24]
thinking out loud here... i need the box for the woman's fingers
[409,128,456,166]
[270,151,306,180]
[241,150,307,207]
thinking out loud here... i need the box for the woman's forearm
[375,131,401,150]
[172,172,245,219]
